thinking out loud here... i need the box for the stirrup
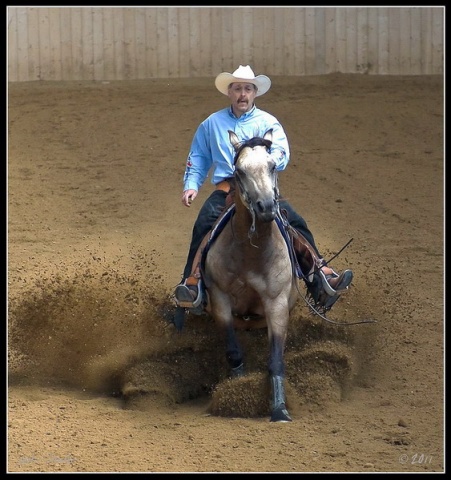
[318,269,353,296]
[306,269,353,311]
[174,280,203,309]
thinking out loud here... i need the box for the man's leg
[279,200,353,310]
[175,190,228,308]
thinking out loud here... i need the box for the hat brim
[215,72,271,97]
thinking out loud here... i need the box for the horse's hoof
[230,363,244,378]
[270,405,292,422]
[173,306,186,332]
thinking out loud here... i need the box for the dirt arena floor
[7,73,444,473]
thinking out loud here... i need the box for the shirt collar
[228,104,256,120]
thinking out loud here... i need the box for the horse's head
[229,129,280,224]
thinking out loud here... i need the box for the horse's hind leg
[160,304,185,332]
[173,306,186,332]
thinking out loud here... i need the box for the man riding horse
[174,65,353,313]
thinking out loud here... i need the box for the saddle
[200,206,301,278]
[183,181,303,315]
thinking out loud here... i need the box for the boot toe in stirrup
[308,269,353,311]
[175,283,202,309]
[324,269,353,294]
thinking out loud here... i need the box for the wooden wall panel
[345,8,358,73]
[377,8,390,75]
[409,8,422,75]
[293,8,306,76]
[7,6,444,82]
[431,7,444,76]
[144,8,158,78]
[7,7,18,82]
[26,8,39,81]
[304,8,316,75]
[334,8,346,74]
[220,8,233,73]
[313,8,326,74]
[324,8,336,74]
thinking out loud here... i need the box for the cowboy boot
[174,270,203,309]
[175,188,235,311]
[289,227,353,310]
[174,233,210,310]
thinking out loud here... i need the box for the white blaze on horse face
[237,146,276,206]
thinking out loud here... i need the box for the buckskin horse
[179,129,298,422]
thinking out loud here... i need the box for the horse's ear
[263,129,273,143]
[228,130,241,151]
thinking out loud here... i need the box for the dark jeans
[182,190,321,279]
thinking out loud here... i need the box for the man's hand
[182,189,198,207]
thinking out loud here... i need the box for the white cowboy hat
[215,65,271,97]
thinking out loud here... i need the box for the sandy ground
[7,73,444,473]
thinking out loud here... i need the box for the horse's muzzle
[254,199,278,222]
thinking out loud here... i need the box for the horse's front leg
[211,294,244,378]
[223,323,244,377]
[267,316,292,422]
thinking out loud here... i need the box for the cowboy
[174,65,353,312]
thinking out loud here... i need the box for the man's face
[227,82,257,114]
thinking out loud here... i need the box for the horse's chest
[243,250,293,296]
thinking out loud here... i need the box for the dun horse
[201,129,298,422]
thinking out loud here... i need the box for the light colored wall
[7,6,444,82]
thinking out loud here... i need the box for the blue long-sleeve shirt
[183,104,290,191]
